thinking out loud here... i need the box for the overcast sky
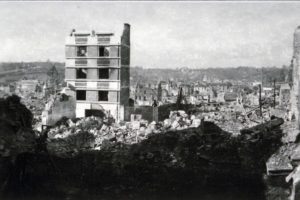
[0,1,300,68]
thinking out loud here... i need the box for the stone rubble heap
[46,110,203,157]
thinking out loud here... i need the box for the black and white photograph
[0,1,299,200]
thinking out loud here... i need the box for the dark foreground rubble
[2,124,284,199]
[0,95,285,199]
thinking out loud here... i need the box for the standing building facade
[65,24,130,121]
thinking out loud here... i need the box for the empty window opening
[99,68,109,79]
[76,68,87,79]
[76,90,86,100]
[99,46,109,57]
[98,91,108,101]
[77,46,87,57]
[85,109,106,118]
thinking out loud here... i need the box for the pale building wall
[65,68,76,79]
[108,91,118,102]
[87,69,98,79]
[86,90,98,101]
[76,102,91,118]
[42,94,76,126]
[76,102,119,119]
[109,69,119,80]
[87,46,98,57]
[65,24,130,122]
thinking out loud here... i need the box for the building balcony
[66,36,120,46]
[66,80,120,91]
[76,100,120,104]
[66,58,120,68]
[75,59,88,66]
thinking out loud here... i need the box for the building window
[98,91,108,101]
[144,96,147,101]
[98,68,109,79]
[77,46,87,57]
[76,68,87,79]
[99,46,109,57]
[76,90,86,100]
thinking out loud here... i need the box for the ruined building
[64,24,130,121]
[290,26,300,126]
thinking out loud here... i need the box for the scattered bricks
[191,118,201,128]
[190,115,196,120]
[171,120,180,130]
[163,119,171,128]
[138,127,146,136]
[178,110,186,116]
[149,121,156,130]
[67,119,75,127]
[132,121,141,130]
[185,119,191,125]
[45,110,214,157]
[145,127,153,135]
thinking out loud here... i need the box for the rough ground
[0,95,285,199]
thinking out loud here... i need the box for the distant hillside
[0,62,64,83]
[0,62,291,86]
[131,66,290,86]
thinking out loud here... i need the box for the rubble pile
[18,91,47,131]
[267,143,296,175]
[31,117,284,196]
[46,111,205,157]
[0,94,286,197]
[164,110,201,130]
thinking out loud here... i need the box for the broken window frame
[76,68,87,79]
[99,46,110,57]
[77,46,87,57]
[76,90,86,101]
[98,68,109,79]
[98,91,109,101]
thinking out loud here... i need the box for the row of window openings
[77,68,112,79]
[77,46,111,57]
[76,90,109,101]
[135,96,148,101]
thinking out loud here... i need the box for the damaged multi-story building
[64,24,130,121]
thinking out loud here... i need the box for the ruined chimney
[121,23,130,46]
[120,23,131,107]
[294,26,300,55]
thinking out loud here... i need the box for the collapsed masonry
[0,94,286,197]
[42,92,76,126]
[46,110,202,157]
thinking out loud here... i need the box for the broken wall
[124,106,158,122]
[42,94,76,126]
